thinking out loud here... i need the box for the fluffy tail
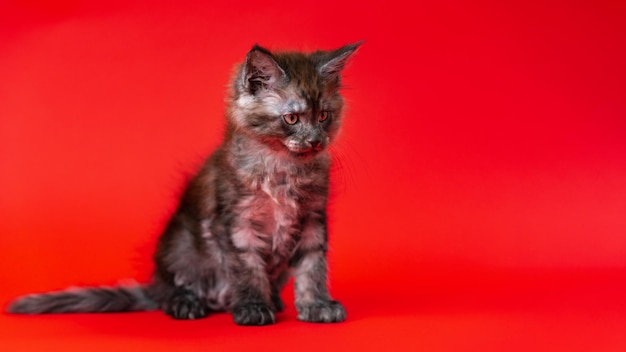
[7,285,159,314]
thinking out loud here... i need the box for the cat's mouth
[283,141,324,158]
[286,146,324,159]
[263,139,317,157]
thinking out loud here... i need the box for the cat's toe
[297,300,346,323]
[232,303,276,326]
[164,291,209,320]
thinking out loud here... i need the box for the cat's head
[228,43,361,158]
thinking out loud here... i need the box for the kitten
[7,42,360,325]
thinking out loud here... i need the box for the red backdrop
[1,0,626,351]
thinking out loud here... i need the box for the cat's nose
[309,139,322,150]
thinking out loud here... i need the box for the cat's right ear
[242,45,286,95]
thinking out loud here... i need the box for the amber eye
[283,113,299,125]
[319,111,331,122]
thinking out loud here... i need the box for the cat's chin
[288,148,323,159]
[292,151,318,159]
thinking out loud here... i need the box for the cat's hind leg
[153,213,216,320]
[163,286,209,320]
[270,268,291,313]
[271,287,285,313]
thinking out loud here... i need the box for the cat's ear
[242,45,286,95]
[317,41,363,82]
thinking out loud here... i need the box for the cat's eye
[319,111,331,122]
[283,113,299,125]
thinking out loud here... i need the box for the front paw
[297,300,346,323]
[232,303,276,326]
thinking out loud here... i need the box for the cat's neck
[222,131,329,204]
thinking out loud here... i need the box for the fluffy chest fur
[228,139,329,264]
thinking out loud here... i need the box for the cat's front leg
[293,248,346,323]
[228,242,276,326]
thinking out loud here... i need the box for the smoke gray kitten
[8,42,360,325]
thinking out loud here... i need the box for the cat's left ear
[317,41,363,82]
[242,45,286,95]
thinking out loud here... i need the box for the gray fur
[8,285,157,314]
[7,43,360,325]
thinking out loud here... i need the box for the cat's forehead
[275,52,319,78]
[282,85,320,110]
[276,54,323,91]
[280,86,340,113]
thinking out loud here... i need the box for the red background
[2,0,626,350]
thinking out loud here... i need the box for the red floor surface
[2,269,626,351]
[2,0,626,351]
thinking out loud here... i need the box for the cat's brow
[285,100,309,114]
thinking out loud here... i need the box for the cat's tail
[7,284,159,314]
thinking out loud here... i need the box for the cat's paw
[297,300,346,323]
[163,290,209,320]
[232,303,276,326]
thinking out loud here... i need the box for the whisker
[328,137,365,196]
